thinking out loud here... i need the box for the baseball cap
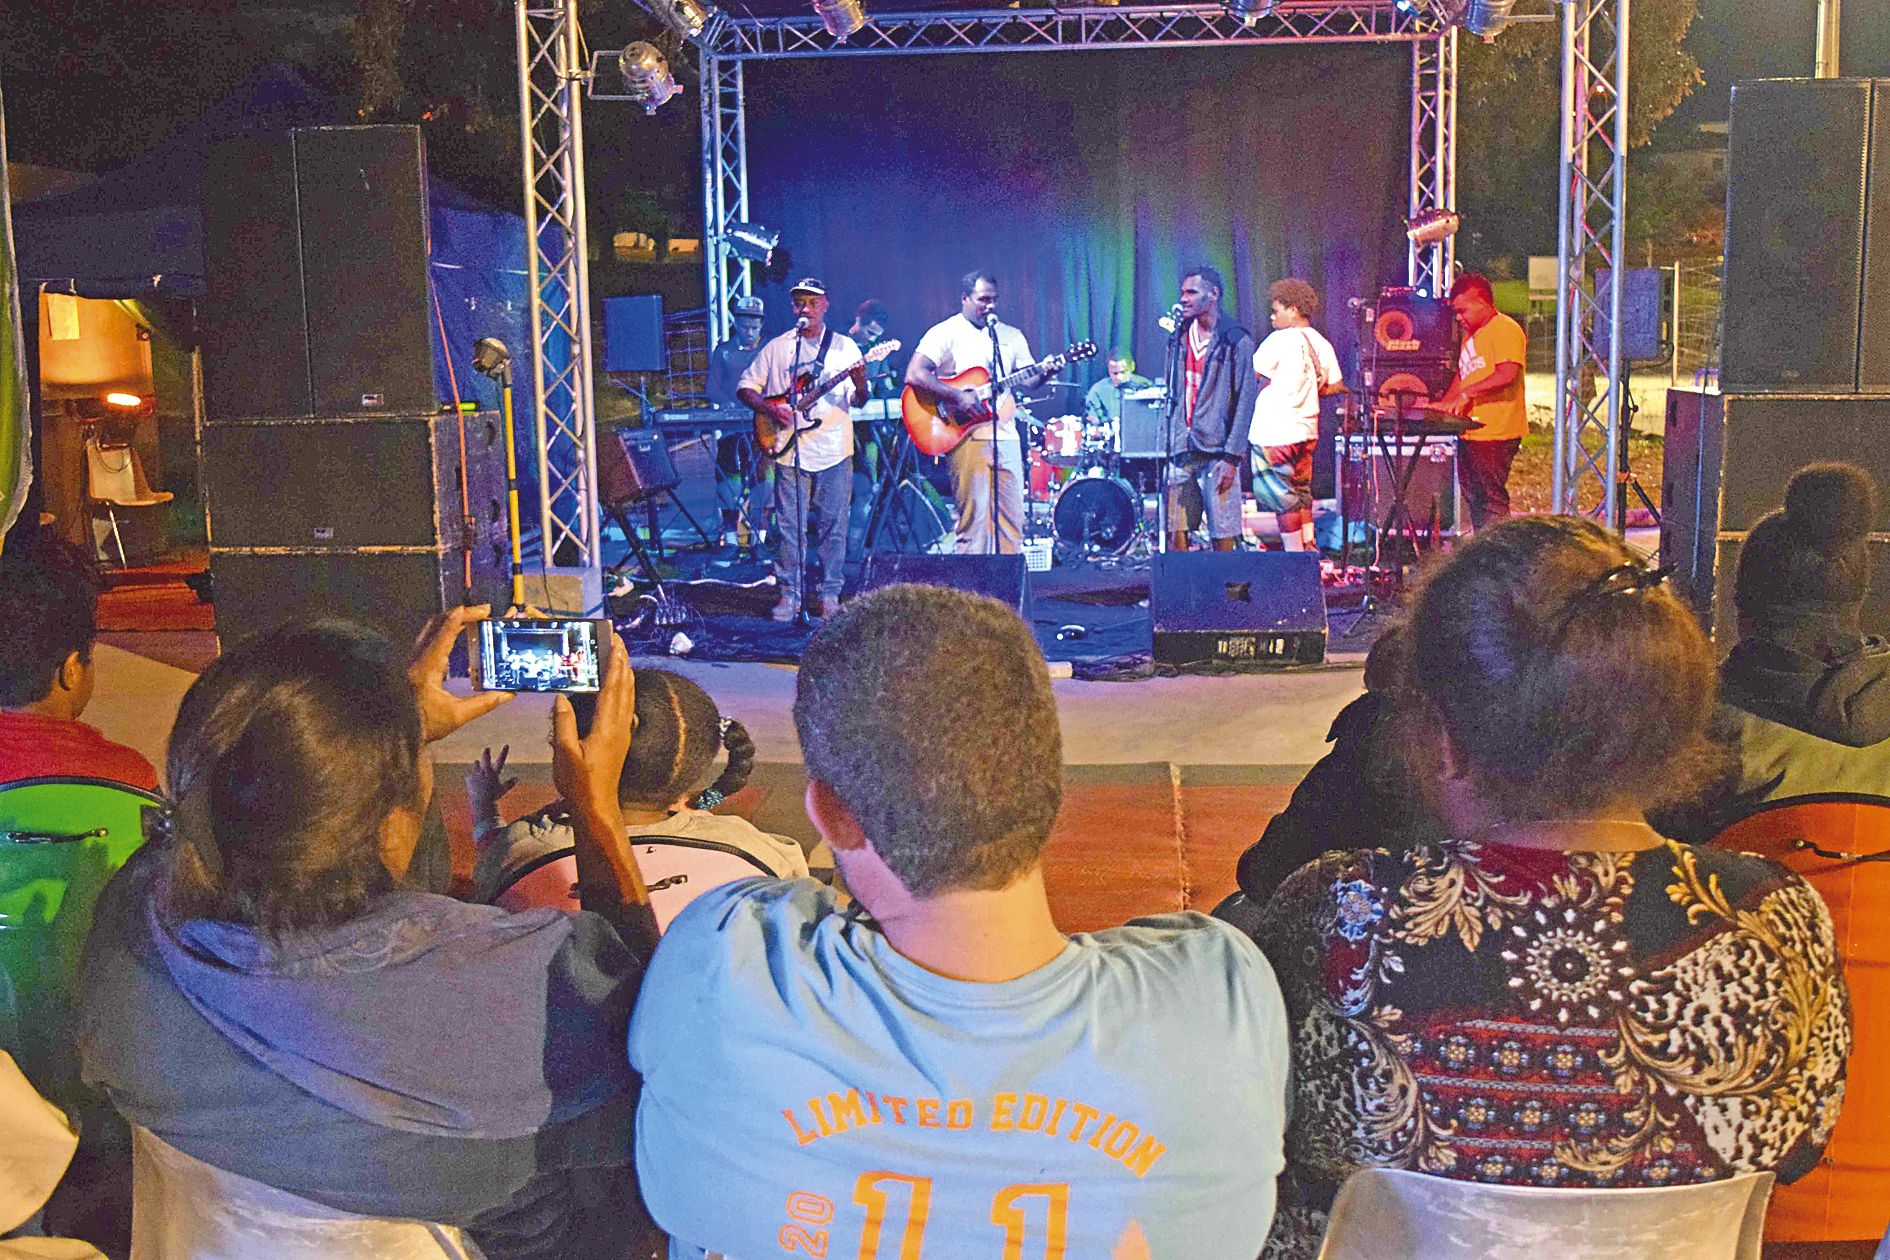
[729,294,764,317]
[789,277,827,296]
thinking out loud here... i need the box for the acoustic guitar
[901,340,1098,457]
[753,340,902,454]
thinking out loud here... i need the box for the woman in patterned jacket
[1253,515,1853,1257]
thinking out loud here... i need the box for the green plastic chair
[0,776,160,1099]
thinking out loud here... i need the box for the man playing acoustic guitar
[906,271,1044,555]
[738,277,869,622]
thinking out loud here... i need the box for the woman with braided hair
[471,669,808,903]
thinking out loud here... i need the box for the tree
[1455,0,1704,265]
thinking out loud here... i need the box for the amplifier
[1118,389,1168,459]
[1150,551,1327,668]
[1340,434,1459,538]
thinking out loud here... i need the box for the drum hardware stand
[1613,363,1659,528]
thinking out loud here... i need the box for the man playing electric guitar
[737,278,868,622]
[905,271,1045,555]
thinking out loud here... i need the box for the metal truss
[706,2,1439,61]
[1551,0,1629,526]
[700,57,752,347]
[1406,28,1457,295]
[515,0,601,572]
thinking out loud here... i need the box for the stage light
[1393,0,1421,14]
[653,0,709,39]
[1457,0,1516,38]
[472,338,512,383]
[618,42,679,114]
[1406,207,1462,245]
[1224,0,1276,26]
[105,392,144,408]
[811,0,866,41]
[721,221,793,282]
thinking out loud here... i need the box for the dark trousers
[1459,437,1521,530]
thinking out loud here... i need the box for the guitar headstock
[863,339,902,364]
[1059,340,1100,368]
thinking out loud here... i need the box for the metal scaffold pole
[515,0,602,581]
[1551,0,1630,526]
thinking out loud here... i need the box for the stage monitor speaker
[858,553,1028,613]
[1660,388,1890,641]
[1150,551,1327,668]
[596,428,682,508]
[603,296,666,373]
[203,126,435,419]
[1721,78,1890,393]
[1593,267,1666,364]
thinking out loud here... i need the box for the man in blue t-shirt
[630,584,1291,1258]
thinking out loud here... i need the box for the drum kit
[1019,384,1167,562]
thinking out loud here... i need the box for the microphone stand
[986,315,1005,556]
[1159,313,1187,555]
[784,328,814,627]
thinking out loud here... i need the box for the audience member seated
[469,668,808,902]
[0,1050,106,1259]
[1715,462,1890,808]
[1231,626,1448,913]
[1252,517,1855,1258]
[630,585,1293,1258]
[0,542,157,792]
[73,609,660,1260]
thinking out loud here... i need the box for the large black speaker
[1660,388,1890,641]
[1356,287,1459,408]
[202,411,508,646]
[1721,78,1890,393]
[858,553,1028,612]
[1150,551,1327,668]
[202,126,435,419]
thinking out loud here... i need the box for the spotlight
[1457,0,1516,38]
[653,0,709,39]
[722,221,792,283]
[811,0,866,41]
[1406,207,1462,245]
[472,338,512,383]
[618,42,678,115]
[105,392,145,409]
[1224,0,1275,26]
[1393,0,1421,14]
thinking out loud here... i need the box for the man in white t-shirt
[738,277,867,620]
[905,271,1043,554]
[1248,278,1345,553]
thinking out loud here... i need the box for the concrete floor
[87,641,1367,778]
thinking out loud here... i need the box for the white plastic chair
[1316,1167,1775,1260]
[130,1127,481,1259]
[84,437,171,568]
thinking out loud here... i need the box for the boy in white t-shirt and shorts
[1247,279,1345,552]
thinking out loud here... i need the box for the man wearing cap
[738,278,868,620]
[711,295,770,550]
[906,270,1043,555]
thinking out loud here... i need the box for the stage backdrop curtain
[741,43,1411,401]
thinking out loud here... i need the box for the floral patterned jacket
[1252,838,1852,1257]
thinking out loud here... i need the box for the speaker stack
[1663,78,1890,639]
[199,126,507,647]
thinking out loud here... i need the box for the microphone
[795,315,810,331]
[1157,303,1185,334]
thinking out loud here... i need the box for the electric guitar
[754,340,902,454]
[901,340,1099,457]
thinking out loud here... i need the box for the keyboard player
[709,294,771,550]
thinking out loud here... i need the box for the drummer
[1083,350,1153,433]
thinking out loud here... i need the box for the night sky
[1673,0,1890,128]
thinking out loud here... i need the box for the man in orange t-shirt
[1438,272,1527,529]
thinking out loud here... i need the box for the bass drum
[1052,476,1138,555]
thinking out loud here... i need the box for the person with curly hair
[1248,279,1344,553]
